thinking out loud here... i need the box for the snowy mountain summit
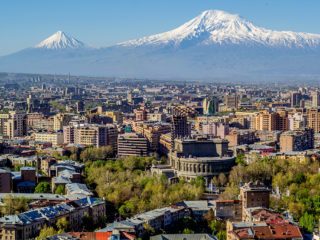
[121,10,320,48]
[35,31,86,49]
[2,10,320,80]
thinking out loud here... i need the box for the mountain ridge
[1,9,320,81]
[119,10,320,48]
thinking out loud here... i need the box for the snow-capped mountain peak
[120,9,320,48]
[35,31,86,49]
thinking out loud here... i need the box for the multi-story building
[0,169,12,193]
[0,111,27,139]
[203,96,219,115]
[53,113,74,131]
[76,100,85,113]
[105,111,123,124]
[280,128,314,152]
[226,129,256,147]
[195,115,225,132]
[133,121,171,151]
[63,124,118,150]
[0,197,105,240]
[239,181,270,221]
[134,108,148,121]
[227,219,303,240]
[311,91,320,108]
[159,133,173,155]
[252,109,288,131]
[224,94,239,110]
[171,115,191,139]
[147,113,166,122]
[290,91,302,107]
[117,133,148,157]
[288,112,306,130]
[169,137,235,185]
[307,108,320,132]
[202,122,229,139]
[34,132,64,146]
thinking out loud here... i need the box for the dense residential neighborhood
[0,73,319,239]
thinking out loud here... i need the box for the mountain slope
[35,31,87,49]
[119,10,320,48]
[1,10,320,81]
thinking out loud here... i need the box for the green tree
[218,173,227,187]
[56,217,69,232]
[80,146,114,162]
[182,228,194,234]
[299,212,315,233]
[36,225,58,240]
[35,182,51,193]
[235,153,246,166]
[55,185,65,195]
[216,230,227,240]
[0,195,28,216]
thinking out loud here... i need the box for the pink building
[202,122,229,139]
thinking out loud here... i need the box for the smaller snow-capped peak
[35,31,86,49]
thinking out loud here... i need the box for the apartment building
[63,124,118,150]
[0,197,105,240]
[307,108,320,132]
[117,133,148,157]
[0,111,27,138]
[280,128,314,152]
[34,132,64,146]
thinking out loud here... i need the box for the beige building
[105,111,123,124]
[307,108,320,132]
[224,94,239,110]
[0,111,27,138]
[64,124,118,150]
[34,132,64,146]
[53,113,74,131]
[252,109,288,131]
[133,121,171,151]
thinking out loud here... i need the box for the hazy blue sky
[1,0,320,55]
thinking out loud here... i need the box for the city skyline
[1,0,320,56]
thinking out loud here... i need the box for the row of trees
[59,146,114,162]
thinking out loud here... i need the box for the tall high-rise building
[76,101,85,113]
[311,91,320,108]
[252,109,288,131]
[203,96,219,115]
[171,115,190,139]
[224,94,239,110]
[0,111,27,138]
[290,91,302,107]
